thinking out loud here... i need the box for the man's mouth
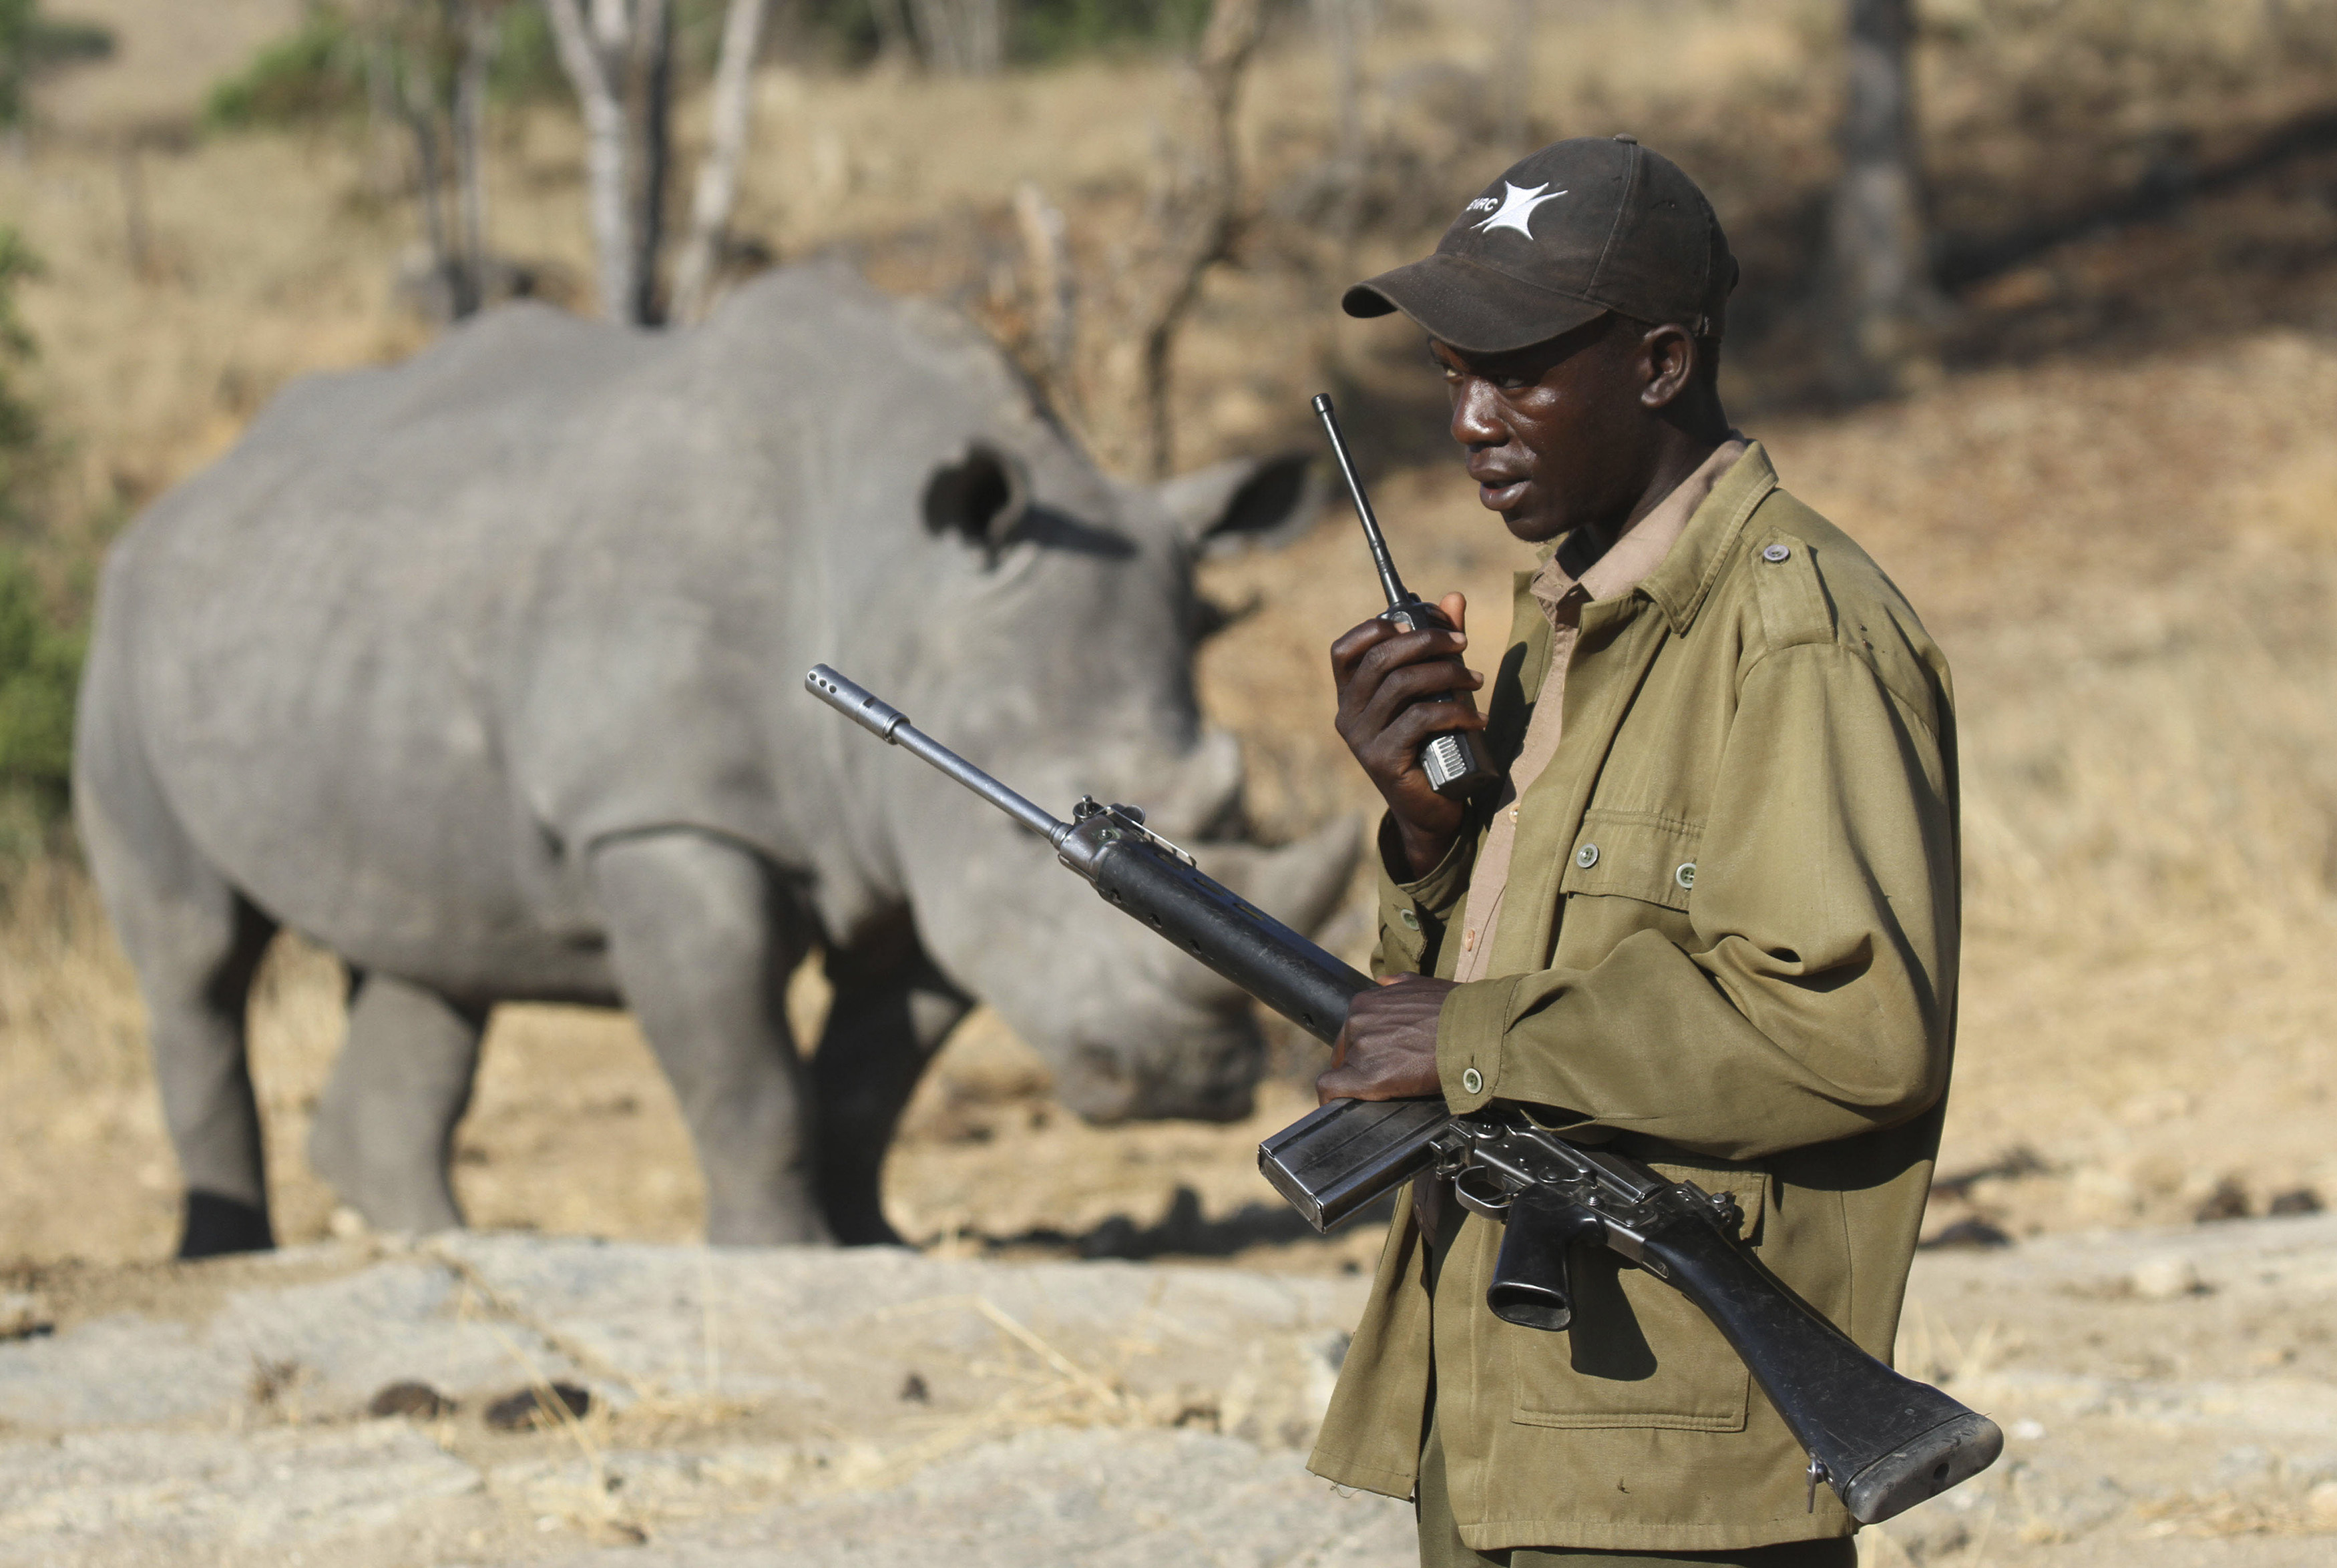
[1475,475,1530,511]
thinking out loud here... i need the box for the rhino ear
[1157,453,1323,559]
[923,442,1032,561]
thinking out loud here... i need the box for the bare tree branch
[671,0,771,325]
[1134,0,1265,477]
[1014,180,1078,417]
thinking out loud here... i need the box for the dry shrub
[0,856,167,1261]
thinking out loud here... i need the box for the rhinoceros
[74,264,1358,1258]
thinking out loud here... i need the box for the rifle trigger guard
[1452,1165,1514,1218]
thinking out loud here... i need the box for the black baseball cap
[1342,135,1737,354]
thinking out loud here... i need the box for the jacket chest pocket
[1558,809,1703,912]
[1503,1159,1765,1432]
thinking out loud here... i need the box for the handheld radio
[1312,393,1498,799]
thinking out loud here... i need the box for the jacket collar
[1638,440,1779,635]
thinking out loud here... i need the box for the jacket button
[1462,1067,1484,1095]
[1675,862,1696,889]
[1762,542,1791,563]
[1462,928,1477,951]
[1574,842,1599,869]
[1398,908,1420,930]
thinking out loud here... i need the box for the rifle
[805,664,2002,1526]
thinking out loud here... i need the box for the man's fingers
[1316,1063,1390,1103]
[1328,616,1404,681]
[1353,656,1482,732]
[1371,695,1492,756]
[1349,625,1468,691]
[1440,591,1467,636]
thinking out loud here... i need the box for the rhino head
[842,436,1360,1123]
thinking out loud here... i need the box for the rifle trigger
[1805,1457,1826,1513]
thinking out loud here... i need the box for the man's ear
[1156,453,1324,558]
[922,443,1032,561]
[1639,323,1698,411]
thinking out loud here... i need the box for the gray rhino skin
[75,264,1357,1257]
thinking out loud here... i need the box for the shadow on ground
[948,1184,1399,1264]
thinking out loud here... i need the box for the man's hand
[1330,591,1487,878]
[1318,975,1457,1104]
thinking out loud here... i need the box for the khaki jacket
[1307,445,1960,1554]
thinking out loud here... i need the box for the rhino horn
[1142,728,1246,841]
[1175,816,1365,1005]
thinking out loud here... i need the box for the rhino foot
[178,1190,274,1258]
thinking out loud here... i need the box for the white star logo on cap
[1473,182,1568,240]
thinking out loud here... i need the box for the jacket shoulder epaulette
[1737,487,1949,734]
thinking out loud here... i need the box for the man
[1305,136,1959,1567]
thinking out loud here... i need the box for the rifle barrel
[805,666,1068,844]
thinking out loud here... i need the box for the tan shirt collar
[1528,435,1750,627]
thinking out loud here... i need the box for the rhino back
[99,267,1130,997]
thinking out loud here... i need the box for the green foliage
[0,229,74,854]
[204,2,568,135]
[203,5,365,129]
[0,228,40,525]
[0,548,79,818]
[1012,0,1210,63]
[489,3,565,103]
[0,0,114,129]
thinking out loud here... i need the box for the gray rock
[0,1423,483,1564]
[536,1428,1414,1568]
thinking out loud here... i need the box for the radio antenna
[1312,394,1411,609]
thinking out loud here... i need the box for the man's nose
[1449,377,1503,449]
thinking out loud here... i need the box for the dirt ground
[3,1216,2334,1564]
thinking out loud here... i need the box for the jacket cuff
[1435,975,1520,1113]
[1373,814,1472,978]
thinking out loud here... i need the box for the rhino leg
[75,724,280,1258]
[308,973,486,1234]
[592,830,830,1246]
[813,937,974,1246]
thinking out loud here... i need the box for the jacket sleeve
[1433,640,1958,1160]
[1370,812,1475,981]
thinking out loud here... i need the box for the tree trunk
[670,0,771,325]
[545,0,636,322]
[962,0,1004,75]
[624,0,673,323]
[867,0,914,66]
[907,0,1004,75]
[393,32,459,314]
[1825,0,1934,399]
[451,1,498,318]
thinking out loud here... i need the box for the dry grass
[3,0,2337,1265]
